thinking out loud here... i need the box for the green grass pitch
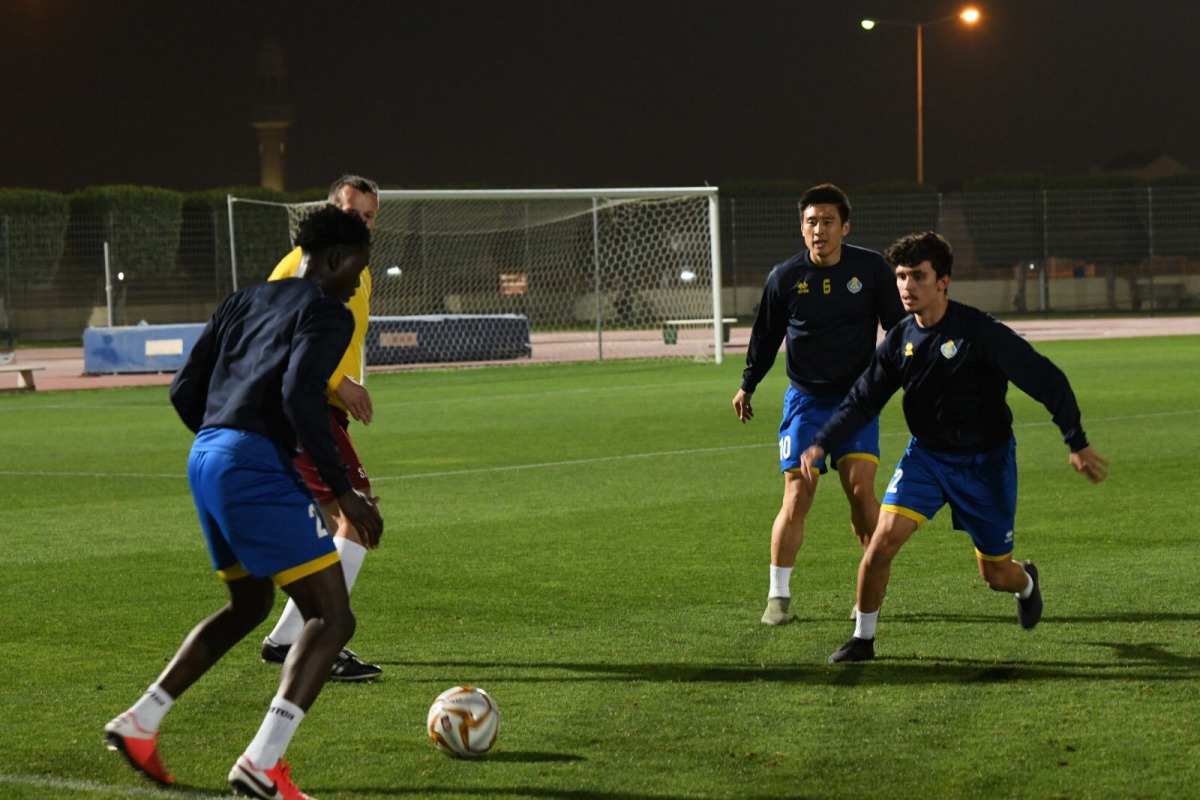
[1,336,1198,799]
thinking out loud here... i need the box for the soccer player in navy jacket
[104,206,383,799]
[733,184,905,626]
[798,231,1108,664]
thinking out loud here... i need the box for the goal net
[227,187,724,366]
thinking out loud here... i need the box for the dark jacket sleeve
[875,260,906,331]
[741,274,787,393]
[814,340,902,451]
[981,319,1090,452]
[169,314,219,434]
[281,299,356,497]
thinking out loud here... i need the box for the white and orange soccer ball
[426,686,500,758]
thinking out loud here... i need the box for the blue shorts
[187,428,340,586]
[778,386,881,473]
[881,437,1018,560]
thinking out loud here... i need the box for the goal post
[228,187,726,366]
[373,187,725,364]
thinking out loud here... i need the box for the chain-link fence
[721,187,1200,319]
[3,187,1199,344]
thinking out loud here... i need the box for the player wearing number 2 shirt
[731,184,904,627]
[799,231,1108,664]
[104,206,383,799]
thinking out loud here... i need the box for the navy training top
[741,243,905,398]
[169,278,355,497]
[814,300,1090,456]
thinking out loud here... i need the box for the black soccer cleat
[260,637,290,664]
[262,638,381,680]
[1016,561,1043,629]
[828,636,875,664]
[329,647,383,682]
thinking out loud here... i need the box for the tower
[251,37,293,191]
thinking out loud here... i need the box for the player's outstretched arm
[732,389,754,423]
[337,489,383,548]
[337,376,373,425]
[1070,445,1109,484]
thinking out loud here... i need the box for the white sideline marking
[0,772,227,798]
[372,442,766,482]
[0,409,1197,484]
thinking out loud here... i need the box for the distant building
[251,37,294,191]
[1102,150,1189,180]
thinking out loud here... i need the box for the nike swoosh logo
[238,761,278,798]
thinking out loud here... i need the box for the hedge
[67,186,184,279]
[0,188,70,286]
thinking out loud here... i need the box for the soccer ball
[426,686,500,758]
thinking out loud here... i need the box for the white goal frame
[376,187,725,363]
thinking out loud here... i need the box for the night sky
[5,0,1199,193]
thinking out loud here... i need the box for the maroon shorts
[295,407,370,505]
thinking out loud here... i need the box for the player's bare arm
[732,389,754,423]
[1070,445,1109,484]
[336,376,373,425]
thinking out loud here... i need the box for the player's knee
[229,581,275,627]
[254,592,276,625]
[326,605,357,647]
[862,544,894,572]
[782,479,815,511]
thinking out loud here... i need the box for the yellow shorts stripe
[834,452,880,468]
[881,504,928,526]
[975,549,1013,562]
[273,551,341,587]
[217,563,250,582]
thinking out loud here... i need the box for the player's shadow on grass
[887,610,1200,625]
[335,787,707,799]
[396,651,1198,687]
[477,751,585,764]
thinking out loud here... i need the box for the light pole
[861,7,981,185]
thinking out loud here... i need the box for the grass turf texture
[1,336,1198,799]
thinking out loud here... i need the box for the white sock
[1015,569,1034,600]
[266,597,305,648]
[769,565,792,599]
[267,537,368,647]
[128,683,174,731]
[334,536,367,592]
[244,696,305,769]
[855,610,879,640]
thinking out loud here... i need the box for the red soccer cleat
[229,754,314,800]
[104,712,175,786]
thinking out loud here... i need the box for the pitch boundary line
[2,409,1196,483]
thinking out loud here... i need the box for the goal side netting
[227,188,724,366]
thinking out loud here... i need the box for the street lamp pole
[916,22,925,185]
[862,8,981,185]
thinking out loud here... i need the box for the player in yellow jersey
[260,174,384,681]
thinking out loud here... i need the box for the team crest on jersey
[940,340,959,359]
[904,342,914,357]
[846,277,863,294]
[796,282,810,295]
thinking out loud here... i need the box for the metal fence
[3,188,1199,343]
[721,187,1200,319]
